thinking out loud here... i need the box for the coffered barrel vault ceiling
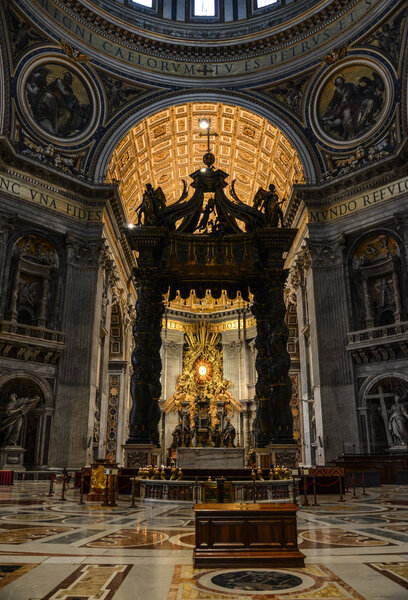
[107,103,304,222]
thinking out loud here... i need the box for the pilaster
[48,234,104,468]
[306,235,359,463]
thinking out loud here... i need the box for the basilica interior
[0,0,407,598]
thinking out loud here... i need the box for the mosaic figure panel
[314,62,391,145]
[24,63,91,138]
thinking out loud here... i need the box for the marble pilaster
[48,235,104,468]
[307,235,359,464]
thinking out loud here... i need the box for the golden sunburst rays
[163,321,241,419]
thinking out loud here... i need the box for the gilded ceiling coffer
[126,144,297,448]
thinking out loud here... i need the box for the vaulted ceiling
[107,102,304,223]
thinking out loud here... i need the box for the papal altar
[177,447,246,469]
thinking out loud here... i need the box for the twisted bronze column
[127,273,164,445]
[252,273,294,447]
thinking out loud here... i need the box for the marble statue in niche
[318,66,385,141]
[9,235,60,328]
[363,378,408,452]
[388,394,408,446]
[0,393,40,446]
[351,234,402,329]
[25,64,91,137]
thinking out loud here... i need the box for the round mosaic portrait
[21,60,97,141]
[312,59,393,147]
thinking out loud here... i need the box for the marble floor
[0,482,407,599]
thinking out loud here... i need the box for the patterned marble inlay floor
[168,564,368,599]
[0,482,407,599]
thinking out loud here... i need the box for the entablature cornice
[0,136,135,270]
[286,140,408,226]
[14,0,397,83]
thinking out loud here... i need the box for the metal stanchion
[337,476,345,502]
[351,472,358,499]
[312,476,319,506]
[361,472,367,496]
[47,474,55,497]
[252,475,257,503]
[302,475,309,507]
[103,474,109,507]
[130,477,136,507]
[110,475,117,507]
[60,474,67,501]
[78,474,85,505]
[292,477,298,506]
[217,478,225,504]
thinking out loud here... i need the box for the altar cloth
[176,447,245,469]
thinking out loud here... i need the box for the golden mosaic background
[107,102,304,222]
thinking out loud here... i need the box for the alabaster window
[256,0,278,8]
[130,0,153,7]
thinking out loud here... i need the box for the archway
[0,371,53,468]
[359,374,408,453]
[107,101,305,468]
[96,95,316,183]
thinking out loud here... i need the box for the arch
[12,234,60,268]
[0,370,53,409]
[346,227,405,264]
[93,91,318,184]
[358,372,408,408]
[0,34,4,134]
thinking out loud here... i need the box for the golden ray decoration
[162,321,241,427]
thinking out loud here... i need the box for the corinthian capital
[66,234,104,268]
[307,236,345,268]
[285,244,311,304]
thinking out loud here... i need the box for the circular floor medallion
[210,570,303,591]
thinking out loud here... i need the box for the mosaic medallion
[19,57,99,144]
[169,564,367,600]
[311,58,393,147]
[211,570,303,591]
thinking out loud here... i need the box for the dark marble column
[252,273,294,447]
[127,272,164,445]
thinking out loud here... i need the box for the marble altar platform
[176,447,246,469]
